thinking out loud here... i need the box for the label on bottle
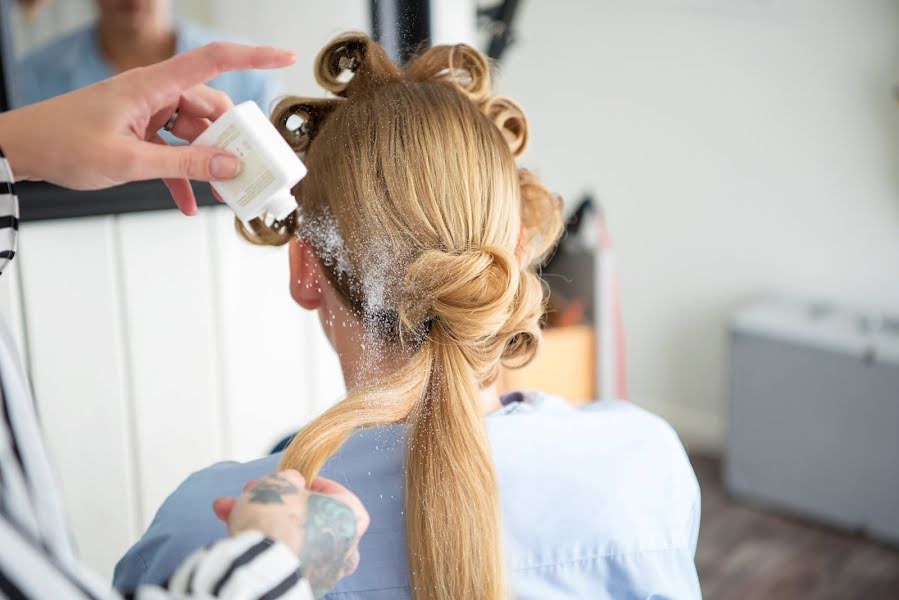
[205,123,275,210]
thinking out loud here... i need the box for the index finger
[145,42,295,103]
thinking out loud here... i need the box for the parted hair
[238,33,564,600]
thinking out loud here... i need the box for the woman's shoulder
[156,453,283,522]
[113,431,408,595]
[492,393,701,596]
[20,24,93,67]
[112,453,281,592]
[493,392,691,458]
[493,393,698,513]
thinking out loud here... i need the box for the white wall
[494,0,899,449]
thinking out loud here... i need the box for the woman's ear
[289,238,323,310]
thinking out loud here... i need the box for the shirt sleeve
[0,149,19,277]
[135,532,312,600]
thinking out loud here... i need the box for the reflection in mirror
[10,1,509,114]
[12,0,277,140]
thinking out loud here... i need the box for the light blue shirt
[114,394,701,599]
[17,22,278,116]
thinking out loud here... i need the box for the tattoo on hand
[300,494,358,599]
[248,476,299,505]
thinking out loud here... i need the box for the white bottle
[192,101,306,221]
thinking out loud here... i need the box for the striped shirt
[0,150,314,599]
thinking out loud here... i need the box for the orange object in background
[498,325,596,405]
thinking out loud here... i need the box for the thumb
[213,497,236,523]
[141,143,243,182]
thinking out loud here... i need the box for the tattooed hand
[213,470,370,599]
[301,478,368,597]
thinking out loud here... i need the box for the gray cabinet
[727,298,899,545]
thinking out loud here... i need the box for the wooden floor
[692,454,899,600]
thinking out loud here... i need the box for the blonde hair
[239,33,563,599]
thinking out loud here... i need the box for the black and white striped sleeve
[0,515,110,599]
[0,148,18,275]
[0,509,313,600]
[136,532,312,600]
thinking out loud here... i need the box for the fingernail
[270,46,295,58]
[210,154,242,180]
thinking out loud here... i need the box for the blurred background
[1,0,897,597]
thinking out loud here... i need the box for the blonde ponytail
[407,328,506,598]
[242,33,564,600]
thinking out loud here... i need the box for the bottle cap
[268,189,298,220]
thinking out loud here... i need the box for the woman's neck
[335,326,503,416]
[97,19,176,73]
[319,287,504,416]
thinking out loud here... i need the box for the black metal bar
[478,0,520,61]
[370,0,431,64]
[17,180,219,222]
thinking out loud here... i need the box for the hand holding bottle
[0,42,296,215]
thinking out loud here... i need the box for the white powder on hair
[299,207,351,279]
[297,206,424,392]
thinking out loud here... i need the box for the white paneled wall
[3,207,343,580]
[116,213,226,527]
[17,217,141,577]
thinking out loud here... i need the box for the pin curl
[273,100,340,154]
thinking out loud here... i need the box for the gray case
[726,298,899,545]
